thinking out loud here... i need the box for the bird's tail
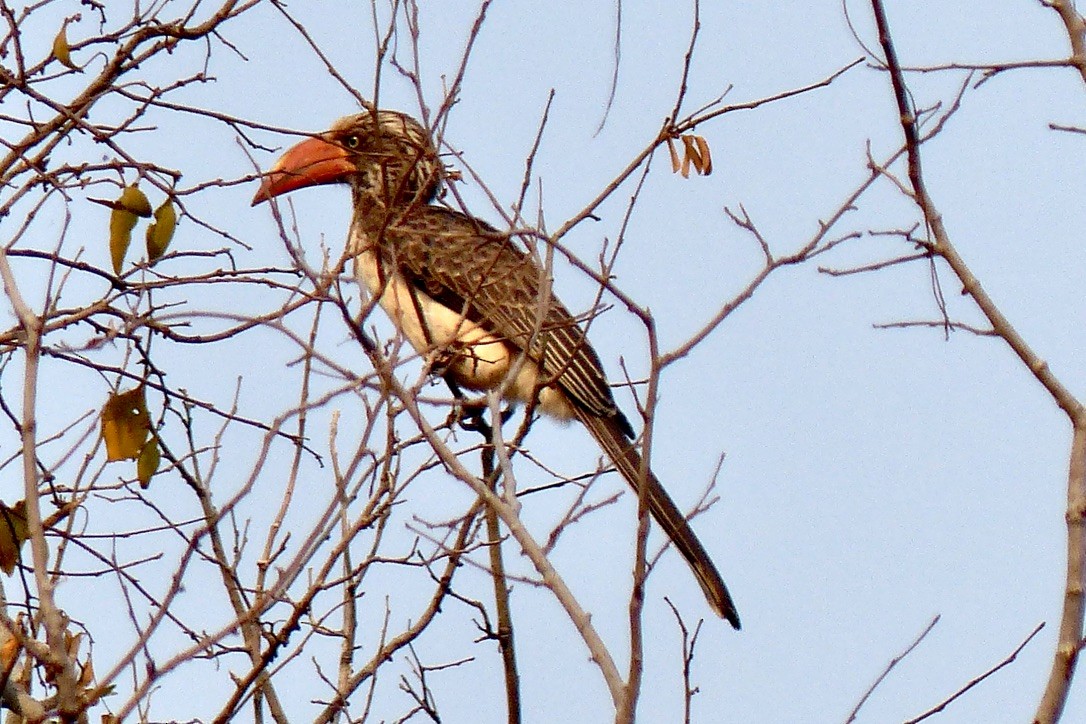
[573,409,741,629]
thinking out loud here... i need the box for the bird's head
[251,109,442,208]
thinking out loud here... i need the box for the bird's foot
[448,396,489,434]
[445,397,517,434]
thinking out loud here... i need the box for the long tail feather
[573,409,741,629]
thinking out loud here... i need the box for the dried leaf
[0,501,28,576]
[52,26,77,70]
[66,631,83,659]
[137,436,160,488]
[0,635,18,671]
[671,134,713,178]
[681,135,702,175]
[78,657,93,688]
[100,387,150,461]
[89,685,117,709]
[692,135,712,175]
[145,200,176,263]
[667,137,681,173]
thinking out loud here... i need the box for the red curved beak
[251,136,355,206]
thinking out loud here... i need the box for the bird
[252,109,740,628]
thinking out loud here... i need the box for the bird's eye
[344,134,360,149]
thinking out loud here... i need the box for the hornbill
[252,109,740,628]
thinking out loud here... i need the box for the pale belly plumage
[352,245,575,421]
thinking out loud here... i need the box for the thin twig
[906,622,1045,724]
[845,615,939,723]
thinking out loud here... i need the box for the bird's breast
[351,243,575,421]
[352,245,511,388]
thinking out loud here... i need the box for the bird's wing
[384,208,739,628]
[382,206,627,427]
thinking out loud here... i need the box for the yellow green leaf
[137,436,160,488]
[108,184,151,274]
[0,501,29,576]
[145,200,176,263]
[100,387,150,462]
[109,207,137,275]
[52,26,77,70]
[117,184,152,217]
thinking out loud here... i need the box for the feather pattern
[256,109,740,627]
[359,205,625,425]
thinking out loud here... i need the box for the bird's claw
[449,397,488,434]
[444,396,516,434]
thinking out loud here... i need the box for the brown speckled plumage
[254,109,740,628]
